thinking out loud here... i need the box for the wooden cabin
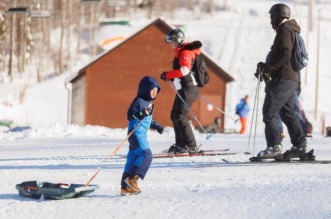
[67,18,234,131]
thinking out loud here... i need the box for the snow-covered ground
[1,0,331,218]
[1,127,331,219]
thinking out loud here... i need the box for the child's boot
[120,185,139,196]
[125,175,141,192]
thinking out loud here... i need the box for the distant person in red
[236,95,249,134]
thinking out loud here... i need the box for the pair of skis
[193,149,331,166]
[119,148,236,159]
[247,149,321,163]
[199,158,331,165]
[191,159,331,168]
[119,148,331,164]
[153,149,236,158]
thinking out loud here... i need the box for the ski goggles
[165,33,176,43]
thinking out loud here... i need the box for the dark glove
[254,62,264,80]
[257,62,266,77]
[160,72,167,81]
[151,119,164,134]
[254,62,270,83]
[156,125,164,134]
[257,62,266,72]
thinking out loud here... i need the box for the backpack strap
[282,26,296,52]
[178,48,195,71]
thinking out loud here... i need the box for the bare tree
[0,0,216,83]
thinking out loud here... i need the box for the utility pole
[314,9,320,120]
[8,16,13,82]
[305,0,310,85]
[308,0,314,31]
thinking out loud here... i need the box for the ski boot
[187,146,198,154]
[167,144,179,153]
[175,146,189,154]
[283,143,312,161]
[305,149,315,160]
[256,145,283,160]
[175,145,198,154]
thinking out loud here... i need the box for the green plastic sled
[16,181,99,200]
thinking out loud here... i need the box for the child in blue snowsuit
[120,76,163,196]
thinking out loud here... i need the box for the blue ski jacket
[236,99,249,118]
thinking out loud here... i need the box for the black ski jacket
[268,19,300,81]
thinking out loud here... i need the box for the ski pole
[245,70,262,155]
[252,76,261,156]
[167,80,211,140]
[198,95,239,124]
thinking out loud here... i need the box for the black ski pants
[263,79,306,148]
[170,86,199,148]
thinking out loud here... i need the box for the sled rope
[84,168,101,187]
[110,118,144,159]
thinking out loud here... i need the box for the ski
[248,149,317,163]
[118,151,235,159]
[161,148,229,153]
[223,158,331,164]
[200,149,230,153]
[152,151,236,159]
[191,159,331,167]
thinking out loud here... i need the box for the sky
[1,0,331,218]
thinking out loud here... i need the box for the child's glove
[151,119,164,134]
[156,125,164,134]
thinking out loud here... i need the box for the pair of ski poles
[167,79,264,156]
[166,80,239,140]
[245,68,262,155]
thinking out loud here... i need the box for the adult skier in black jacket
[256,3,308,160]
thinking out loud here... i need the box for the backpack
[235,103,242,115]
[291,32,308,71]
[180,41,210,87]
[192,54,209,87]
[235,107,240,115]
